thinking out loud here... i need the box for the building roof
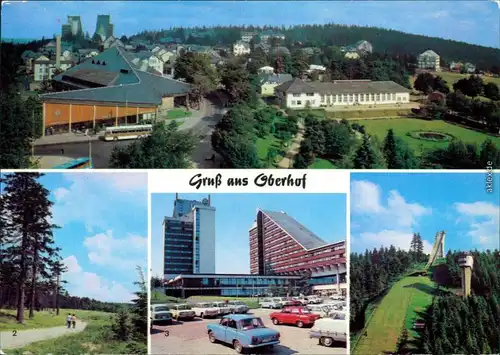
[41,46,191,105]
[275,78,411,95]
[261,210,327,250]
[259,73,293,85]
[419,50,439,58]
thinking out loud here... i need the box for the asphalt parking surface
[150,308,347,355]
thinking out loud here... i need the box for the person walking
[71,314,77,329]
[66,313,72,328]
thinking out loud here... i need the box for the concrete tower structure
[458,252,474,298]
[94,15,113,41]
[426,231,446,268]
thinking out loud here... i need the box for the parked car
[307,304,334,318]
[309,313,347,347]
[270,306,321,328]
[306,296,323,304]
[228,300,249,314]
[259,298,282,309]
[212,301,232,315]
[274,297,294,307]
[207,314,280,354]
[170,304,196,321]
[150,304,173,325]
[192,302,220,318]
[329,294,345,301]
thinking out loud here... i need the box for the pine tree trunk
[55,273,60,316]
[29,250,39,319]
[16,245,26,323]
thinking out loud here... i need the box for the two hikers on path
[66,313,77,329]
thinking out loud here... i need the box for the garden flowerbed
[407,131,454,142]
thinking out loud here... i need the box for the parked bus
[53,157,92,169]
[103,124,153,141]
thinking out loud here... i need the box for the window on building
[348,94,353,102]
[291,100,296,105]
[297,100,302,105]
[375,94,380,102]
[333,95,337,102]
[306,93,314,97]
[321,95,325,103]
[292,93,300,97]
[391,93,395,101]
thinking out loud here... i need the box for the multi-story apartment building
[61,16,83,39]
[240,31,258,43]
[33,54,73,82]
[417,49,441,71]
[233,41,251,56]
[163,195,216,281]
[94,14,114,41]
[249,209,347,295]
[275,78,411,109]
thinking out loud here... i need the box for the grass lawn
[166,108,192,119]
[255,116,290,166]
[8,310,146,355]
[0,309,111,331]
[187,296,260,309]
[353,276,436,355]
[355,117,500,155]
[309,158,335,169]
[428,71,500,88]
[150,291,184,304]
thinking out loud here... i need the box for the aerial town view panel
[1,1,499,169]
[150,193,347,354]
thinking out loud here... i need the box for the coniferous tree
[1,173,60,323]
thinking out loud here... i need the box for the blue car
[207,314,280,353]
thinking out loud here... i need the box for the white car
[228,300,249,314]
[211,301,232,315]
[191,302,220,318]
[307,304,333,318]
[306,296,323,304]
[329,295,345,301]
[309,313,347,347]
[259,298,282,309]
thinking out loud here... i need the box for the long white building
[275,78,411,109]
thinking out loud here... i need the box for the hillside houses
[341,40,373,59]
[233,41,251,56]
[417,50,440,71]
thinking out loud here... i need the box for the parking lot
[150,308,347,355]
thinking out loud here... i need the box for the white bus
[103,124,153,141]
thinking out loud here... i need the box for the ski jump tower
[425,231,446,268]
[458,252,474,297]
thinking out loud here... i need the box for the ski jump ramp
[425,231,445,268]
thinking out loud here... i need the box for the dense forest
[0,173,129,321]
[350,233,426,331]
[131,23,500,71]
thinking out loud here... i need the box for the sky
[1,1,499,48]
[151,193,347,278]
[351,172,500,255]
[1,172,148,303]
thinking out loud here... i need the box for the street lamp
[84,129,92,168]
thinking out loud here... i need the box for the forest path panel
[353,275,436,355]
[1,321,87,349]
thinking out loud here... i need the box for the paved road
[35,99,223,169]
[0,322,87,350]
[151,309,345,355]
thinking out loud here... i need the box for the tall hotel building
[163,194,215,281]
[249,209,347,295]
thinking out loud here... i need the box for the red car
[269,306,321,328]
